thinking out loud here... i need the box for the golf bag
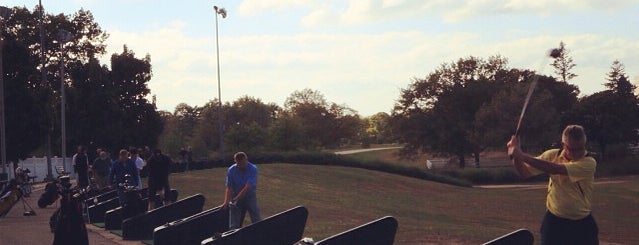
[38,180,60,208]
[51,180,90,245]
[0,179,22,218]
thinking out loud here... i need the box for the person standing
[73,146,90,188]
[146,149,172,210]
[109,149,140,205]
[130,148,145,189]
[91,149,111,189]
[221,152,262,229]
[507,125,598,245]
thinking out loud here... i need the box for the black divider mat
[88,197,120,223]
[153,206,228,245]
[104,198,149,230]
[201,206,308,245]
[121,194,205,240]
[84,189,118,206]
[481,229,534,245]
[314,216,398,245]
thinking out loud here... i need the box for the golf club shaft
[514,75,539,136]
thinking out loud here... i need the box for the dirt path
[334,146,403,155]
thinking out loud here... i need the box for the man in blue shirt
[222,152,261,229]
[108,149,140,205]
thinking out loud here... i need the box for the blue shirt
[109,159,139,187]
[225,162,258,197]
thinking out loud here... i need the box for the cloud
[238,0,314,16]
[237,0,638,25]
[101,9,638,115]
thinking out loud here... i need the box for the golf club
[228,200,236,230]
[514,48,562,136]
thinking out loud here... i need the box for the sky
[3,0,639,116]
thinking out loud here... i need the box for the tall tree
[551,41,577,83]
[576,60,639,157]
[1,32,49,163]
[604,60,636,95]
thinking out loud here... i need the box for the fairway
[166,164,639,244]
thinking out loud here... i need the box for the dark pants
[77,170,89,188]
[541,210,598,245]
[229,195,261,229]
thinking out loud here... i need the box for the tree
[1,33,49,163]
[551,41,577,83]
[224,96,278,153]
[268,111,305,151]
[283,89,361,149]
[393,55,577,167]
[393,56,510,167]
[187,100,225,159]
[364,112,394,145]
[575,91,639,158]
[605,60,636,95]
[576,60,639,158]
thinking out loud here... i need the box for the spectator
[130,148,145,189]
[146,149,172,210]
[73,146,90,188]
[91,150,111,189]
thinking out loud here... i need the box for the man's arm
[516,152,567,175]
[508,135,567,176]
[512,156,533,179]
[222,187,233,209]
[233,183,251,202]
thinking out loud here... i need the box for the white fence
[2,157,74,183]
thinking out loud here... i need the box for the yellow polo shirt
[526,149,596,220]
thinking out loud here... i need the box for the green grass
[157,164,639,244]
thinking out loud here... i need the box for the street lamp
[213,6,226,161]
[0,6,10,175]
[56,29,72,172]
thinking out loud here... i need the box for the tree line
[157,89,394,159]
[392,48,638,167]
[2,7,637,169]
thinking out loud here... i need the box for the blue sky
[4,0,639,116]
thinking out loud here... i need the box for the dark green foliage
[2,6,162,160]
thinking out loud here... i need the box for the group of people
[72,146,262,228]
[71,146,173,210]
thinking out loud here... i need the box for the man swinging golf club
[221,152,262,229]
[507,125,598,245]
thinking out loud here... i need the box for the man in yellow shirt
[507,125,598,245]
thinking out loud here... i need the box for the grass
[158,164,639,244]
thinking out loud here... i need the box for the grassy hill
[165,164,639,244]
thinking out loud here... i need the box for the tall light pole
[0,6,11,175]
[56,29,72,172]
[213,6,227,161]
[38,0,54,181]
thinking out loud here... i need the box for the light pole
[56,29,72,172]
[38,0,54,181]
[213,6,226,161]
[0,6,10,175]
